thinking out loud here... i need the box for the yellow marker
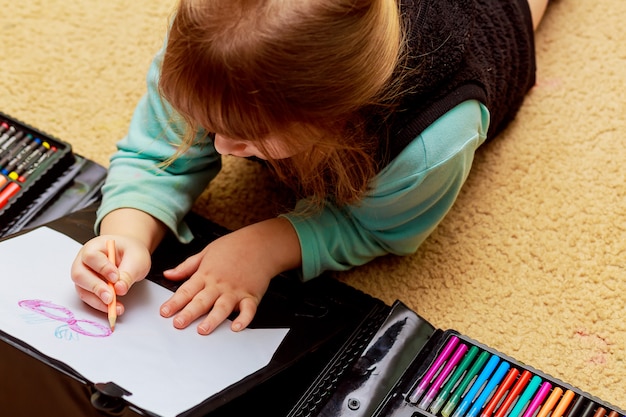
[106,240,117,331]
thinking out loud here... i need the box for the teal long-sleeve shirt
[97,47,489,280]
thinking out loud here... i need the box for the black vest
[378,0,536,164]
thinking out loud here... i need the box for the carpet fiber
[1,0,624,409]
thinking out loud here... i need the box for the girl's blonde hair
[159,0,404,207]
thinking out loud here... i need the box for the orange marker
[106,240,117,331]
[536,387,563,417]
[552,390,575,417]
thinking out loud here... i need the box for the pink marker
[418,342,469,410]
[408,335,459,403]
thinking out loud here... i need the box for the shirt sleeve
[96,46,222,242]
[282,100,490,280]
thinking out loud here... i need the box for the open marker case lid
[0,206,393,417]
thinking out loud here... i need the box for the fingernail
[108,271,117,282]
[198,325,210,334]
[232,322,242,331]
[102,292,112,304]
[174,317,185,327]
[160,306,170,316]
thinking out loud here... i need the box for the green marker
[508,375,542,417]
[429,345,479,415]
[441,350,491,417]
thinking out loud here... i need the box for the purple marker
[418,342,469,410]
[522,381,552,417]
[409,335,459,403]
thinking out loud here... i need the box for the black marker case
[289,302,625,417]
[0,112,76,234]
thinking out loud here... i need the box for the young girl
[71,0,549,335]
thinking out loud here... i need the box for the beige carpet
[1,0,624,409]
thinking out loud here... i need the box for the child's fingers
[112,271,135,296]
[115,248,152,295]
[195,294,240,335]
[74,284,109,313]
[231,297,258,332]
[160,277,210,321]
[80,246,119,283]
[76,286,126,317]
[163,252,204,281]
[71,257,117,306]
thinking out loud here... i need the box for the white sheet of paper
[0,227,289,417]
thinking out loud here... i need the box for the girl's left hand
[159,217,301,335]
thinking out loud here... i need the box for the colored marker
[565,396,589,417]
[0,145,56,209]
[480,367,520,417]
[0,181,22,208]
[0,130,25,153]
[0,132,27,164]
[106,239,117,331]
[494,370,533,417]
[430,345,480,415]
[579,402,598,417]
[451,355,501,417]
[553,390,576,417]
[20,145,56,181]
[409,335,460,403]
[0,125,17,147]
[0,171,10,189]
[606,411,619,417]
[418,343,469,410]
[593,407,607,417]
[522,381,553,417]
[537,386,564,417]
[8,140,50,181]
[508,375,543,417]
[1,134,38,174]
[441,350,491,417]
[467,360,511,417]
[0,123,12,145]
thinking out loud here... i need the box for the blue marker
[466,360,511,417]
[451,354,500,417]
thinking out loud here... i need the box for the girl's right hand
[71,234,152,316]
